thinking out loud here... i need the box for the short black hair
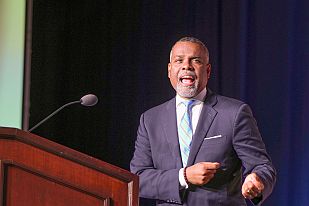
[170,36,210,63]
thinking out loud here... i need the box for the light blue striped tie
[178,100,195,167]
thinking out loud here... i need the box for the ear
[168,63,171,78]
[207,64,211,79]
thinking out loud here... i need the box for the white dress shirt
[176,88,207,188]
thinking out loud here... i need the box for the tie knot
[183,99,195,108]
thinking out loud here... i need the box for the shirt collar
[176,87,207,107]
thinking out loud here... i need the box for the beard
[176,79,199,98]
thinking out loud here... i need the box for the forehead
[171,41,207,58]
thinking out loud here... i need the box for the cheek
[196,68,209,83]
[169,69,179,86]
[169,67,178,79]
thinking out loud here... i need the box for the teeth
[181,76,194,80]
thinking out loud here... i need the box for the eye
[192,58,202,64]
[175,59,183,63]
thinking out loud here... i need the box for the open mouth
[179,75,196,86]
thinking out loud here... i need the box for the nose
[182,60,194,71]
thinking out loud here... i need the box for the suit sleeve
[130,113,183,204]
[232,104,276,205]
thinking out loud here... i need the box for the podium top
[0,127,137,183]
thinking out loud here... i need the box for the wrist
[184,167,190,185]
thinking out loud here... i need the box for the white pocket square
[204,135,222,140]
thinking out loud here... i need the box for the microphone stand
[28,100,80,132]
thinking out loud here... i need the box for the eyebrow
[174,55,184,58]
[174,55,202,59]
[191,56,202,59]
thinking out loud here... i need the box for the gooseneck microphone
[28,94,98,132]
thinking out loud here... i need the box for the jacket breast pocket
[201,135,227,147]
[197,135,229,162]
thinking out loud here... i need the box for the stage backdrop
[28,1,308,205]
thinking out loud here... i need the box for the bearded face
[168,41,211,98]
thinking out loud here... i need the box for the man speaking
[130,37,276,205]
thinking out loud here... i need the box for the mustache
[177,71,196,78]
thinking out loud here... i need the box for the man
[130,37,276,205]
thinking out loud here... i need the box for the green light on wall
[0,0,25,128]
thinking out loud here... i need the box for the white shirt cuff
[179,168,189,189]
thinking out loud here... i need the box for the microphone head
[80,94,98,106]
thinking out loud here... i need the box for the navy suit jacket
[130,90,276,206]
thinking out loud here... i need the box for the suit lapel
[187,90,218,166]
[161,98,183,168]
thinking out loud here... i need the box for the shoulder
[142,98,175,118]
[215,94,245,108]
[211,93,251,115]
[208,93,256,128]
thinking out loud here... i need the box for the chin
[176,85,198,98]
[176,80,200,98]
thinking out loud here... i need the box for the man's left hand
[242,173,264,199]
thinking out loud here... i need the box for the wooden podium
[0,127,139,206]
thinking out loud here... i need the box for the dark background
[27,0,309,205]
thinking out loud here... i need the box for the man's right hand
[186,162,220,185]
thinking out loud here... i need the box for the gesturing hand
[242,173,264,199]
[185,162,220,185]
